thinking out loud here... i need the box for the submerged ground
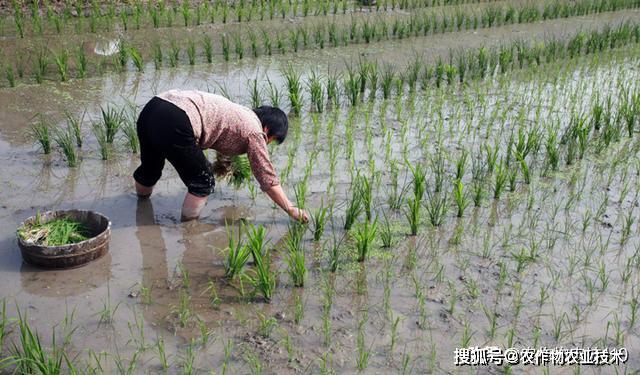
[1,1,640,374]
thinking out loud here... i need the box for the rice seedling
[29,116,52,154]
[220,339,234,375]
[170,290,192,328]
[234,34,244,60]
[344,64,360,106]
[262,32,272,56]
[355,217,378,262]
[125,45,143,72]
[243,79,260,109]
[288,30,300,53]
[74,44,88,78]
[92,121,111,160]
[186,39,196,66]
[179,340,198,375]
[326,71,340,106]
[471,177,485,207]
[517,153,531,184]
[249,32,259,58]
[9,307,76,374]
[266,77,281,107]
[0,299,9,351]
[284,226,306,287]
[379,213,394,248]
[344,181,363,231]
[53,125,79,167]
[294,179,308,210]
[121,111,139,153]
[100,105,123,143]
[282,65,303,116]
[276,33,286,54]
[179,0,191,26]
[176,261,191,290]
[356,173,374,222]
[244,224,276,302]
[116,40,128,70]
[256,311,278,338]
[223,223,250,280]
[455,150,468,180]
[311,202,328,242]
[308,71,324,113]
[97,285,121,326]
[34,52,48,84]
[545,127,559,172]
[54,49,69,82]
[493,160,508,199]
[14,12,24,38]
[424,187,449,227]
[326,231,344,273]
[453,179,469,217]
[199,36,213,64]
[356,314,371,371]
[166,39,180,68]
[4,64,15,87]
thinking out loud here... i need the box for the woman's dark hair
[253,106,288,144]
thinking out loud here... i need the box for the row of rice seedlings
[3,0,502,38]
[26,26,633,181]
[203,0,640,61]
[114,21,629,116]
[8,0,638,86]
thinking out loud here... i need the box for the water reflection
[19,253,112,298]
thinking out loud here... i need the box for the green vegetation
[18,213,90,246]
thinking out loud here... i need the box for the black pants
[133,97,215,197]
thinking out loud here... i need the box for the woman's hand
[288,207,309,223]
[265,185,310,222]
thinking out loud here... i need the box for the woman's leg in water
[181,193,209,221]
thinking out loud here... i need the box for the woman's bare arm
[265,184,309,223]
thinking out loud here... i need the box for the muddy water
[2,39,640,375]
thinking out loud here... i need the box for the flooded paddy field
[1,1,640,374]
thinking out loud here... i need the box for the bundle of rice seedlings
[212,152,252,188]
[18,213,90,246]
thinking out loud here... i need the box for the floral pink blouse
[156,90,280,192]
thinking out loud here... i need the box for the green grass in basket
[18,213,90,246]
